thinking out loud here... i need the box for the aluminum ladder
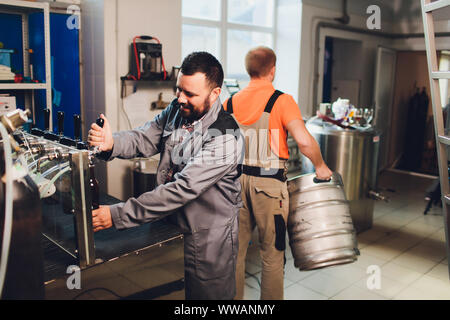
[420,0,450,277]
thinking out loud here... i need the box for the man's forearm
[286,119,326,169]
[298,135,326,169]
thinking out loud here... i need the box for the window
[182,24,220,61]
[226,29,272,79]
[182,0,276,81]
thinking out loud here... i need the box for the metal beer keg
[287,172,359,271]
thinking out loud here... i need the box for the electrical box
[130,42,164,80]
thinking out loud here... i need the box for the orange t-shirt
[223,79,302,159]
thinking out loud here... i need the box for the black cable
[72,287,124,300]
[245,271,261,288]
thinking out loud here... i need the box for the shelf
[121,79,176,85]
[0,83,48,90]
[120,79,177,98]
[0,0,52,128]
[0,0,48,13]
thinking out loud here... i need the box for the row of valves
[30,109,103,150]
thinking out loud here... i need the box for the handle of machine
[44,109,50,131]
[313,177,332,184]
[57,111,64,136]
[96,117,104,128]
[73,114,81,141]
[89,116,105,155]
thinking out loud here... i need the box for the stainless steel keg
[287,172,359,271]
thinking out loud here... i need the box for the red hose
[133,36,167,80]
[133,36,141,80]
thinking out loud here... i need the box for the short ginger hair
[245,46,276,78]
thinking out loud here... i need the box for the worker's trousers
[235,174,289,300]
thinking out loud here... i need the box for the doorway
[389,51,442,177]
[322,36,363,105]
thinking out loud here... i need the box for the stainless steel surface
[420,0,450,278]
[286,135,301,174]
[20,132,97,269]
[373,46,396,171]
[3,127,185,297]
[0,149,44,299]
[70,150,95,268]
[44,235,185,300]
[287,172,358,271]
[301,116,380,233]
[133,159,157,198]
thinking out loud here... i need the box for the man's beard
[179,95,211,122]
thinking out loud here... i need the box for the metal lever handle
[96,117,104,128]
[91,116,105,155]
[57,111,64,136]
[44,108,50,131]
[74,114,81,141]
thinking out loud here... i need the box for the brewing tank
[133,159,157,198]
[0,144,44,299]
[301,116,380,233]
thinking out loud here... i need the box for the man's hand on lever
[88,114,114,151]
[92,206,113,232]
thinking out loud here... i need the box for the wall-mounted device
[128,35,167,81]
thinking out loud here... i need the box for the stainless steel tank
[0,145,44,299]
[287,172,358,271]
[301,116,381,233]
[133,158,158,198]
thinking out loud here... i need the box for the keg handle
[313,177,332,184]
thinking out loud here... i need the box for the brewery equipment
[133,158,157,198]
[287,172,358,271]
[301,116,383,233]
[0,109,184,299]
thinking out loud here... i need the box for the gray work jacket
[103,98,243,299]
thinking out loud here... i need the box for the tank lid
[306,116,377,135]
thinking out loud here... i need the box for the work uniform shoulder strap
[226,96,234,114]
[264,90,284,113]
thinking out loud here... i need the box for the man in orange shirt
[223,46,332,300]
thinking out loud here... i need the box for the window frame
[182,0,278,80]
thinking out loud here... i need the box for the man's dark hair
[181,52,224,89]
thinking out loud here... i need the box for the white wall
[298,0,450,117]
[81,0,106,139]
[273,0,302,103]
[82,0,181,200]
